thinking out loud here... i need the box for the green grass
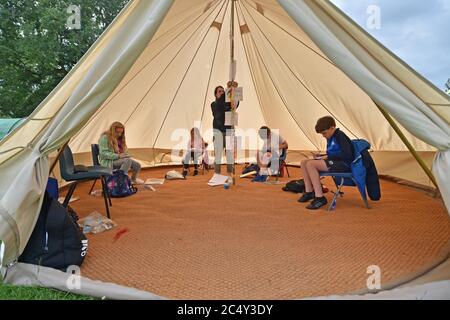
[0,283,96,300]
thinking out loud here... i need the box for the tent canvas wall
[0,0,449,297]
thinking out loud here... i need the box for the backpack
[282,179,329,194]
[242,163,260,175]
[282,179,306,193]
[106,170,137,198]
[19,191,88,271]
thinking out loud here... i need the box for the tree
[0,0,129,118]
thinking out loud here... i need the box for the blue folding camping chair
[320,139,371,211]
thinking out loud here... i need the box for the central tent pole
[229,0,237,185]
[230,0,235,63]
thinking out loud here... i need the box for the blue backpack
[106,170,137,198]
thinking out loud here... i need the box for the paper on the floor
[208,174,229,187]
[144,178,165,185]
[240,171,257,178]
[144,185,156,191]
[58,196,79,204]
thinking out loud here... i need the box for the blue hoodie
[326,128,353,166]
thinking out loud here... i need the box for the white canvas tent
[0,0,449,298]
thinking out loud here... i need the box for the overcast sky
[330,0,450,92]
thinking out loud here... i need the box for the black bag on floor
[19,191,88,271]
[282,179,306,193]
[242,163,259,175]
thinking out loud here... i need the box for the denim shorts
[324,159,350,173]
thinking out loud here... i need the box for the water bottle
[224,177,233,189]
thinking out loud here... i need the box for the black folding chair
[59,146,113,218]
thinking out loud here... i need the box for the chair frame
[320,172,370,211]
[273,149,290,181]
[60,145,112,219]
[63,178,112,219]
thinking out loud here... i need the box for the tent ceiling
[68,0,436,154]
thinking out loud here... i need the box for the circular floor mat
[69,166,450,299]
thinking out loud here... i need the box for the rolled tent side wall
[0,0,175,266]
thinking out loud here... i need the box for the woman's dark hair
[214,86,225,96]
[190,127,201,138]
[258,126,271,139]
[315,116,336,133]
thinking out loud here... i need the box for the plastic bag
[165,170,186,180]
[78,211,117,234]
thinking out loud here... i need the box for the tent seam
[240,0,361,140]
[120,0,226,127]
[151,0,230,149]
[70,0,224,142]
[310,0,450,127]
[237,1,320,150]
[244,0,335,66]
[235,5,269,127]
[199,2,228,125]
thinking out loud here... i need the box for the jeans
[213,129,234,174]
[113,158,141,181]
[183,151,203,170]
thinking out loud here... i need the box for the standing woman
[98,122,143,184]
[210,83,238,175]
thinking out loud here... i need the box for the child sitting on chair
[253,126,288,182]
[298,116,353,210]
[183,128,207,177]
[254,151,272,182]
[99,122,143,184]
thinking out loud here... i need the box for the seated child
[252,151,271,182]
[182,128,207,177]
[298,116,353,210]
[201,144,211,170]
[98,122,143,184]
[253,126,288,182]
